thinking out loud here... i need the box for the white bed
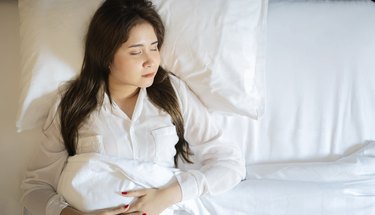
[208,1,375,214]
[0,0,375,214]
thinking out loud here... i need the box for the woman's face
[109,22,160,91]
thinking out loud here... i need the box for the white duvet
[57,142,375,215]
[57,154,206,214]
[200,141,375,215]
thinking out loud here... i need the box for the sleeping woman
[21,0,245,214]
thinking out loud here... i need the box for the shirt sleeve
[170,75,246,201]
[21,100,69,215]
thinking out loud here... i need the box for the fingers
[122,201,145,215]
[121,189,156,215]
[120,195,147,215]
[100,205,128,215]
[122,212,145,215]
[121,189,148,197]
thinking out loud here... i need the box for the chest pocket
[151,126,178,166]
[76,135,104,154]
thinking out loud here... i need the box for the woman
[21,0,245,214]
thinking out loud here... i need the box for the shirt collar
[102,87,146,121]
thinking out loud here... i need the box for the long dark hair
[59,0,192,166]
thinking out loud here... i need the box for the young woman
[21,0,245,214]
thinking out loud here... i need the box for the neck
[109,83,140,102]
[108,84,140,119]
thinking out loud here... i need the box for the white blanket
[57,142,375,215]
[57,154,207,214]
[199,141,375,215]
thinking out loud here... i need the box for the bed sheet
[206,142,375,215]
[219,0,375,165]
[210,2,375,213]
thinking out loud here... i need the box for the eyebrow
[128,41,158,48]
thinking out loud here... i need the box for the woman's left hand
[122,181,182,215]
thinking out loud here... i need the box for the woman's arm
[61,207,82,215]
[60,206,129,215]
[21,101,70,215]
[170,75,246,201]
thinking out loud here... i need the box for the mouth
[142,72,155,78]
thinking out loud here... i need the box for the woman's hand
[60,205,128,215]
[122,181,182,215]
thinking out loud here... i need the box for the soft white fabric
[242,0,375,164]
[57,153,214,215]
[59,142,375,214]
[194,2,375,214]
[16,0,267,132]
[204,1,375,214]
[57,153,189,214]
[21,75,245,215]
[246,141,375,183]
[200,142,375,215]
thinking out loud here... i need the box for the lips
[142,72,155,78]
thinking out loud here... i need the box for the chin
[142,80,155,88]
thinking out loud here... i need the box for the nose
[143,60,152,68]
[143,53,154,68]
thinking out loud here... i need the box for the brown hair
[59,0,192,166]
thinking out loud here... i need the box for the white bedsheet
[215,0,375,165]
[204,1,375,213]
[202,142,375,215]
[253,0,375,163]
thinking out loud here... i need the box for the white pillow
[16,0,267,131]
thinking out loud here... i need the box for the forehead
[124,22,158,45]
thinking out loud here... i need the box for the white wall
[0,0,39,214]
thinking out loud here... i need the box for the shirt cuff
[174,170,207,201]
[46,194,69,215]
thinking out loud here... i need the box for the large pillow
[16,0,267,131]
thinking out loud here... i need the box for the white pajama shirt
[21,75,246,215]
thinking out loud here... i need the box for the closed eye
[150,41,158,51]
[130,51,142,55]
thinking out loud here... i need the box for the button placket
[129,123,137,159]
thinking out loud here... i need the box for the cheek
[113,56,138,72]
[154,54,161,67]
